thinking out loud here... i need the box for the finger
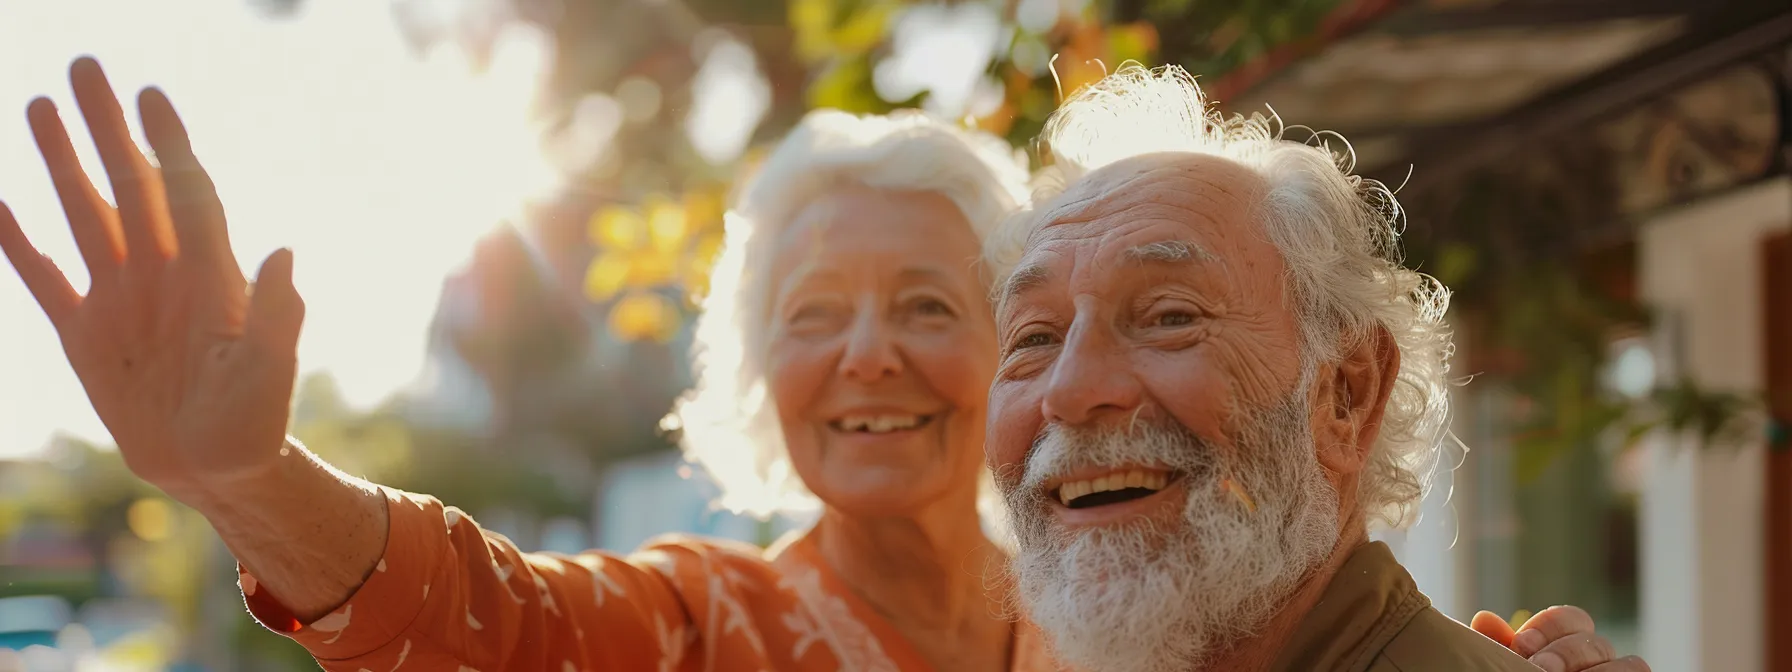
[245,248,304,356]
[1530,634,1618,672]
[1584,656,1651,672]
[1513,605,1597,657]
[139,87,243,286]
[1469,610,1517,648]
[68,57,176,264]
[0,202,81,325]
[26,98,124,283]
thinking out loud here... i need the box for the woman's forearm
[183,438,388,623]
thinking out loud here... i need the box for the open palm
[0,58,304,502]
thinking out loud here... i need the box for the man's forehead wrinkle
[1043,172,1260,237]
[1038,159,1198,228]
[1125,239,1213,264]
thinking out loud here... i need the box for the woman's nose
[838,312,902,382]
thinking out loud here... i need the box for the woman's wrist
[191,438,391,622]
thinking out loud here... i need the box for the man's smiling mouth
[1051,469,1182,509]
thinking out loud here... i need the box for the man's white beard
[1000,394,1342,672]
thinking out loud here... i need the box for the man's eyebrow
[1124,239,1214,264]
[996,263,1050,309]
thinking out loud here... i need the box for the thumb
[245,248,304,356]
[1470,610,1517,648]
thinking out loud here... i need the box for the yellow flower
[609,292,681,343]
[584,189,731,341]
[584,201,685,303]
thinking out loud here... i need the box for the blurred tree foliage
[1404,141,1762,482]
[490,0,1348,343]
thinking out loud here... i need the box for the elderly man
[983,65,1636,672]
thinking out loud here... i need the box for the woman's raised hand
[0,58,304,507]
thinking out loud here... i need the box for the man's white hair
[666,109,1032,517]
[985,65,1454,529]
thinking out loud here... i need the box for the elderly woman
[1,58,1633,672]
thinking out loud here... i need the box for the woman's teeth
[832,414,930,434]
[1057,470,1171,507]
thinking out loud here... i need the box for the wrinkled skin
[985,152,1650,672]
[987,154,1338,521]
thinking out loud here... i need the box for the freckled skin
[767,186,998,517]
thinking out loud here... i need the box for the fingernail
[1532,651,1564,672]
[1515,630,1545,656]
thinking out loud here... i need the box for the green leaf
[1514,433,1566,484]
[1107,24,1157,66]
[831,0,895,56]
[1432,244,1479,287]
[806,56,890,113]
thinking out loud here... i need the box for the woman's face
[766,186,997,517]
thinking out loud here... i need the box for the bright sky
[0,0,560,457]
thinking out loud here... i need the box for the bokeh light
[126,498,171,543]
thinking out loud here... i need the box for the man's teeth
[836,415,926,433]
[1058,470,1170,506]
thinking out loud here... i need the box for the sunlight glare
[0,0,562,457]
[872,3,1005,118]
[685,34,771,166]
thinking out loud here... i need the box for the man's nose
[1040,321,1142,426]
[838,311,902,382]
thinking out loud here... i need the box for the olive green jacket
[1272,542,1536,671]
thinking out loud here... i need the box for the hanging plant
[1619,377,1766,454]
[1404,126,1764,482]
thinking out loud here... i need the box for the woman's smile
[822,407,950,453]
[827,412,936,434]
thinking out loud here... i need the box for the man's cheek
[984,389,1038,473]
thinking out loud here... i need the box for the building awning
[1208,0,1791,200]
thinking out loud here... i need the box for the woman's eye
[1013,332,1055,349]
[915,298,954,316]
[790,305,835,325]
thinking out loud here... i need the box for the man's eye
[1013,332,1055,349]
[1156,311,1196,327]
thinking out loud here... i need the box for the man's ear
[1315,326,1400,474]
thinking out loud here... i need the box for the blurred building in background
[1216,2,1790,670]
[2,0,1789,670]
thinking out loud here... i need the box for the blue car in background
[0,595,72,652]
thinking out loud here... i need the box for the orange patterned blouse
[241,487,1057,671]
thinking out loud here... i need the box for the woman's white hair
[984,65,1455,530]
[667,109,1032,518]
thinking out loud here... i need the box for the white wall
[1637,176,1790,672]
[1380,451,1465,618]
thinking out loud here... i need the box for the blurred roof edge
[1215,0,1790,202]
